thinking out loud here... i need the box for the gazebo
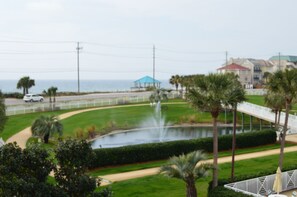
[133,76,161,89]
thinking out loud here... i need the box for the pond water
[91,126,264,149]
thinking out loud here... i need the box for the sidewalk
[99,144,297,185]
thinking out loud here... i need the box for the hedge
[91,129,276,168]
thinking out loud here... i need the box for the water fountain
[141,101,170,142]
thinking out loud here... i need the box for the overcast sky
[0,0,296,80]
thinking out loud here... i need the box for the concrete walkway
[99,143,297,185]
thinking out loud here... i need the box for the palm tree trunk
[279,101,290,169]
[212,115,218,188]
[231,105,237,180]
[23,88,25,95]
[44,133,49,144]
[186,179,197,197]
[277,110,281,126]
[274,110,278,128]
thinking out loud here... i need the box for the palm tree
[263,72,272,84]
[43,89,52,103]
[187,73,232,188]
[169,75,180,91]
[267,69,297,169]
[225,73,246,180]
[149,88,168,104]
[0,90,7,133]
[160,151,212,197]
[31,115,63,143]
[16,76,35,95]
[50,86,58,103]
[264,92,285,130]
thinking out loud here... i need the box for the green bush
[91,129,276,168]
[4,92,23,99]
[208,186,252,197]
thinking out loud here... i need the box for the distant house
[223,58,274,86]
[269,55,297,70]
[217,63,252,87]
[133,76,161,90]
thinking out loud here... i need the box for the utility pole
[225,51,228,66]
[278,52,281,70]
[76,42,82,93]
[153,45,156,88]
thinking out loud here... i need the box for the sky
[0,0,296,80]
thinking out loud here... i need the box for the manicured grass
[1,109,74,141]
[246,95,265,106]
[246,95,297,112]
[61,103,234,138]
[89,143,293,176]
[103,151,297,197]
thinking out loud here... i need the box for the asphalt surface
[5,91,152,106]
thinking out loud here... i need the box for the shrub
[4,92,23,99]
[76,128,85,139]
[87,125,97,139]
[91,129,276,168]
[208,186,252,197]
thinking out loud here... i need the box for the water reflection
[91,126,266,149]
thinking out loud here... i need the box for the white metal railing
[6,92,180,116]
[238,102,297,134]
[245,89,267,95]
[224,169,297,196]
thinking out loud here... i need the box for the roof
[247,58,274,67]
[269,55,297,62]
[134,76,161,83]
[217,63,250,71]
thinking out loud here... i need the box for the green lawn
[246,95,297,112]
[103,151,297,197]
[61,103,234,138]
[0,109,75,141]
[246,95,265,106]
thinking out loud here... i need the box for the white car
[23,94,44,102]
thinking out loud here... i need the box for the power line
[83,51,151,59]
[0,40,76,44]
[156,47,225,55]
[156,57,225,63]
[82,42,151,49]
[0,51,75,55]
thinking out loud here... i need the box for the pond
[91,125,266,149]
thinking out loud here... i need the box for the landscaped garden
[2,70,297,196]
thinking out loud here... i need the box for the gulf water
[0,80,172,93]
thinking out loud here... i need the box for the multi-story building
[223,58,274,86]
[217,63,252,87]
[269,55,297,70]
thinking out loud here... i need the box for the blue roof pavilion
[133,76,161,89]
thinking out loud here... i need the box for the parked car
[23,94,44,102]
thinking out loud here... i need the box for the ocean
[0,80,172,93]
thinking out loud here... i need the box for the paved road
[5,91,152,106]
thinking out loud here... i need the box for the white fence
[225,169,297,196]
[6,92,180,116]
[238,102,297,134]
[245,89,267,95]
